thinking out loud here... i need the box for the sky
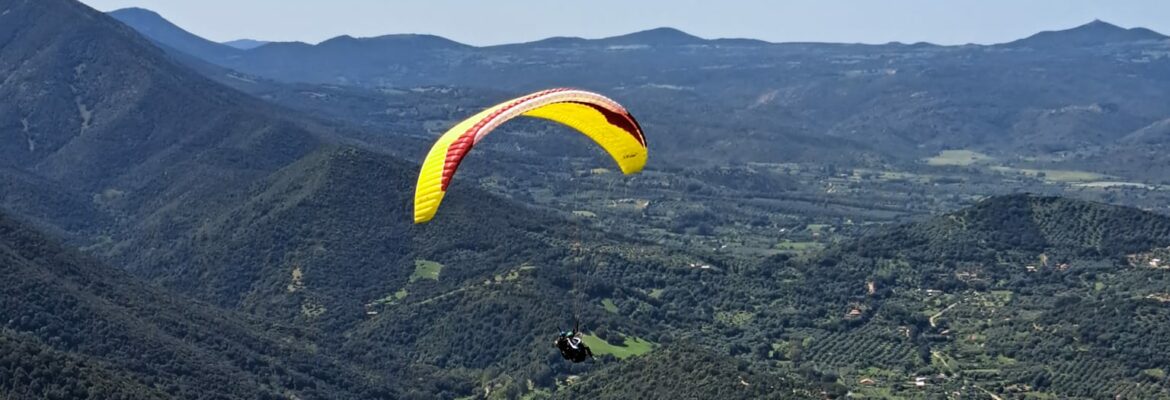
[78,0,1170,46]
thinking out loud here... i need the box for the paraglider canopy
[413,88,647,223]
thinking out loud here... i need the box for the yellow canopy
[413,88,647,223]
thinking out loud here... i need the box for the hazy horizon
[79,0,1170,46]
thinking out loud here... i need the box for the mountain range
[2,1,1170,398]
[108,7,1170,182]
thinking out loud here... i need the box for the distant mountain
[3,1,323,195]
[0,211,396,399]
[223,38,269,49]
[594,27,707,46]
[107,7,240,62]
[112,9,1170,176]
[1008,19,1168,48]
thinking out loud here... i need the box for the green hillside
[555,343,821,400]
[0,211,397,399]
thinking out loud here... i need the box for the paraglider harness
[555,321,593,363]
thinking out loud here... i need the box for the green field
[601,298,619,313]
[1074,181,1157,189]
[411,259,444,282]
[805,224,830,232]
[775,240,823,252]
[925,150,994,166]
[372,288,410,305]
[925,150,1113,185]
[989,166,1108,182]
[581,333,655,359]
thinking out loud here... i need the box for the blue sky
[79,0,1170,46]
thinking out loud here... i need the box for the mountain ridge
[223,38,269,49]
[110,7,1169,50]
[107,7,240,61]
[109,7,1170,174]
[1008,19,1169,48]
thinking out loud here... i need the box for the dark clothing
[555,334,593,363]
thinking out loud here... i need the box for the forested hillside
[554,343,821,400]
[0,211,397,399]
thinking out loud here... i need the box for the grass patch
[572,210,597,218]
[856,169,926,182]
[581,333,654,359]
[805,224,830,233]
[601,298,619,314]
[648,288,664,299]
[1074,181,1156,189]
[496,270,522,282]
[925,150,994,166]
[776,240,823,251]
[411,259,444,282]
[1143,368,1166,379]
[372,288,409,305]
[989,166,1107,182]
[1034,169,1108,182]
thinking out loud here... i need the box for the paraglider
[554,322,593,363]
[413,88,646,363]
[412,87,647,224]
